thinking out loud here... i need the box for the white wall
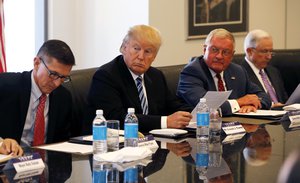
[149,0,290,67]
[47,0,149,70]
[47,0,300,69]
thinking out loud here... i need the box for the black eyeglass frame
[39,57,71,83]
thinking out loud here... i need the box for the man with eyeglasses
[83,25,192,134]
[0,39,76,147]
[177,28,271,116]
[242,29,288,108]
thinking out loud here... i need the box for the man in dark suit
[242,29,288,108]
[84,25,192,134]
[0,40,75,147]
[177,28,271,116]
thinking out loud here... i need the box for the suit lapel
[117,57,143,113]
[265,67,281,100]
[20,72,32,129]
[143,73,153,113]
[46,92,56,143]
[223,66,237,91]
[242,61,264,89]
[199,58,217,91]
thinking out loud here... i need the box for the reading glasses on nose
[40,57,71,83]
[252,48,275,56]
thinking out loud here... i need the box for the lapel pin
[231,77,236,80]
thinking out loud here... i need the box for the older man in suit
[177,28,271,116]
[84,25,192,134]
[0,40,75,147]
[242,29,288,108]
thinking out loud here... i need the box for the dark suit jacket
[177,56,271,116]
[0,71,73,144]
[241,60,288,103]
[83,55,192,134]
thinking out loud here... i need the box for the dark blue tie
[136,76,148,114]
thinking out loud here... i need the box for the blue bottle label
[124,123,138,138]
[93,170,106,183]
[93,126,107,140]
[197,112,209,126]
[124,167,138,182]
[196,153,209,166]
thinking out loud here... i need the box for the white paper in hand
[93,147,153,163]
[190,91,232,122]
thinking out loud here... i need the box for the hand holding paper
[190,91,232,122]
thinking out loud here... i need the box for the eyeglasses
[252,48,275,56]
[209,46,233,57]
[40,57,71,83]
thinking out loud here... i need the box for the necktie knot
[216,73,225,91]
[259,69,264,76]
[136,76,142,83]
[39,94,47,105]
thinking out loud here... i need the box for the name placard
[222,133,246,144]
[222,122,246,135]
[138,135,158,153]
[14,168,44,180]
[4,153,45,173]
[288,110,300,128]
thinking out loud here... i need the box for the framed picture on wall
[188,0,248,39]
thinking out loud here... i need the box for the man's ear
[246,47,253,55]
[203,45,207,54]
[33,57,40,70]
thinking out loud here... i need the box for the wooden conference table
[0,116,299,183]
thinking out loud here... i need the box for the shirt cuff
[228,99,240,113]
[161,116,167,129]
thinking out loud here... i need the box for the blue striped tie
[136,76,148,114]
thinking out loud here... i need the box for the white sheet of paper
[37,142,93,155]
[83,135,124,143]
[234,110,286,117]
[190,91,232,122]
[0,153,12,163]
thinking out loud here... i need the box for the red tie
[33,94,47,146]
[216,73,225,91]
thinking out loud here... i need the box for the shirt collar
[127,68,144,81]
[208,68,224,78]
[31,72,48,102]
[245,56,264,75]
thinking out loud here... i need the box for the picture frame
[188,0,248,39]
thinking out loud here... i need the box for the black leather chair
[63,49,300,135]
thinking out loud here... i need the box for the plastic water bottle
[196,141,209,181]
[209,135,222,167]
[93,160,107,183]
[124,108,139,147]
[196,98,210,142]
[93,109,107,156]
[124,166,138,183]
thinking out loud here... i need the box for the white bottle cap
[200,98,206,103]
[128,108,135,113]
[96,109,103,115]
